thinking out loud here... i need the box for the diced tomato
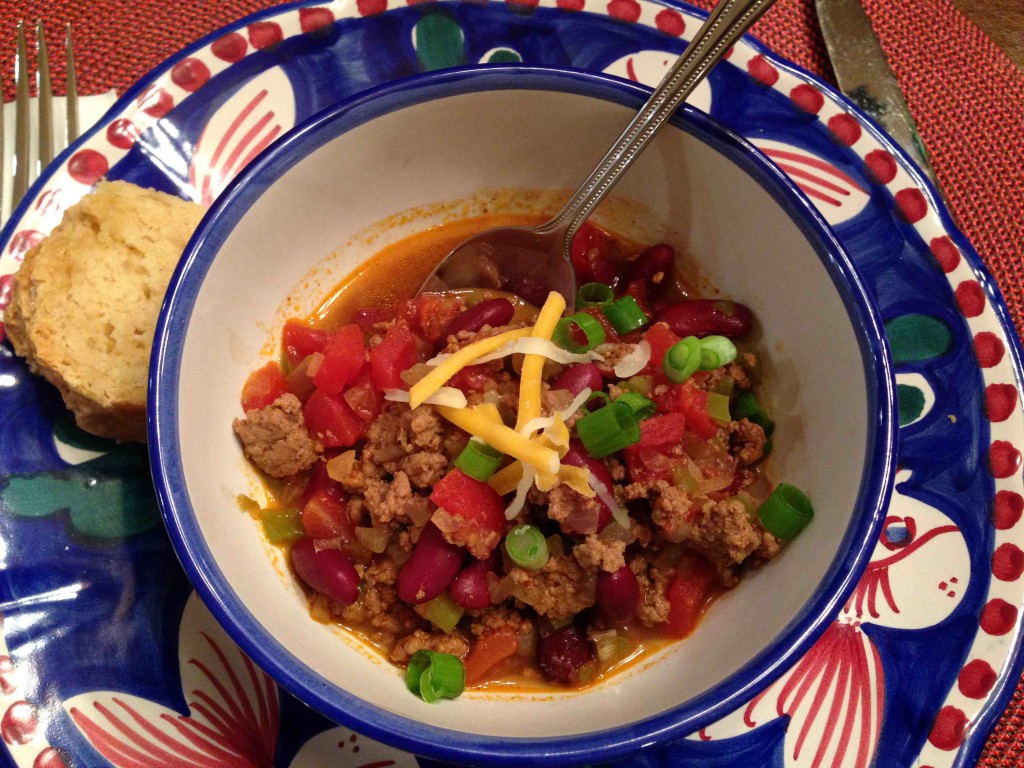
[642,322,680,375]
[448,363,498,394]
[301,489,354,539]
[303,390,366,448]
[656,384,717,439]
[637,412,686,449]
[240,362,288,412]
[369,324,419,391]
[464,626,520,685]
[429,469,506,557]
[571,222,617,285]
[282,319,333,366]
[666,556,718,637]
[312,324,366,396]
[623,445,677,484]
[343,368,385,424]
[300,460,344,507]
[399,294,464,343]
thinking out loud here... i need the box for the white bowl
[150,66,897,765]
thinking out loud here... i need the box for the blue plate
[1,1,1022,767]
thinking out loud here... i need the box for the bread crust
[5,181,204,442]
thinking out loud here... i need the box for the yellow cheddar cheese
[438,405,560,475]
[515,292,565,432]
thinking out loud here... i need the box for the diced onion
[614,340,651,378]
[590,473,630,528]
[384,387,468,408]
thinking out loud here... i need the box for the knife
[815,0,940,189]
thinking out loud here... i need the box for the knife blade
[815,0,939,187]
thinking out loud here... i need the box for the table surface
[0,0,1023,766]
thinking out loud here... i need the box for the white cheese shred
[506,464,536,520]
[590,472,630,529]
[384,387,467,409]
[613,340,651,378]
[426,337,604,369]
[558,387,593,421]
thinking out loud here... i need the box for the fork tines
[3,21,80,226]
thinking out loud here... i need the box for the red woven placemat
[3,0,1024,763]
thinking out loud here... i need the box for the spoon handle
[538,0,777,245]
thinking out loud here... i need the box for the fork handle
[538,0,777,247]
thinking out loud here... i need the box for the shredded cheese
[515,292,566,432]
[561,465,596,497]
[438,405,560,475]
[488,458,595,498]
[429,337,602,368]
[590,473,629,528]
[505,464,536,520]
[409,327,532,408]
[613,340,651,378]
[488,461,523,496]
[384,387,467,409]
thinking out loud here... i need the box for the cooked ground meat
[470,606,533,638]
[339,558,419,637]
[573,535,627,573]
[547,484,606,535]
[363,471,432,527]
[390,628,471,664]
[400,451,449,488]
[594,342,637,376]
[232,394,321,478]
[508,555,596,620]
[632,557,673,627]
[433,508,500,559]
[729,419,767,465]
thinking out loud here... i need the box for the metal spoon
[420,0,776,310]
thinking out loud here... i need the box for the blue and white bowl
[149,65,898,766]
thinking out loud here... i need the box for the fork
[1,21,79,224]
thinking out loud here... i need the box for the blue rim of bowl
[149,64,897,766]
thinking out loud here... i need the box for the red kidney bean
[626,243,675,284]
[655,299,754,339]
[562,441,614,531]
[552,363,603,396]
[449,560,495,611]
[442,298,515,340]
[596,565,641,624]
[397,523,465,604]
[538,625,594,684]
[571,224,617,286]
[290,537,360,606]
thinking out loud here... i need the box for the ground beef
[648,482,694,532]
[340,558,418,636]
[607,457,627,482]
[400,451,449,488]
[755,528,782,560]
[726,352,758,390]
[729,419,767,465]
[433,508,500,559]
[547,484,606,535]
[508,555,596,620]
[573,535,627,573]
[232,394,321,478]
[594,343,637,376]
[470,606,533,638]
[363,471,432,527]
[390,628,471,664]
[632,557,673,627]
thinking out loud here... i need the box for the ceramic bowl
[150,65,897,766]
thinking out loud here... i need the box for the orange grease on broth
[283,214,719,693]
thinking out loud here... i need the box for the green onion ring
[757,483,813,540]
[664,336,702,383]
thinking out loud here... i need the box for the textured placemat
[2,0,1024,763]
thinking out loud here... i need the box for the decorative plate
[0,1,1021,767]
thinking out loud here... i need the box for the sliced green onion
[260,508,303,543]
[576,400,641,458]
[577,282,615,309]
[757,483,813,540]
[455,439,504,481]
[406,650,465,703]
[615,391,656,419]
[664,336,702,383]
[415,592,465,633]
[505,524,549,570]
[706,391,732,425]
[602,296,649,334]
[582,391,611,414]
[553,312,606,353]
[732,391,775,437]
[699,335,738,370]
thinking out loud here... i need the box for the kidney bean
[449,559,495,611]
[655,299,754,339]
[538,625,594,684]
[552,363,603,397]
[596,565,641,624]
[290,537,360,606]
[626,243,675,284]
[571,223,617,286]
[562,441,614,531]
[442,298,515,340]
[397,523,465,604]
